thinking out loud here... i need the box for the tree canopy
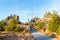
[48,12,60,34]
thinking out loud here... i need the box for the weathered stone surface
[0,32,34,40]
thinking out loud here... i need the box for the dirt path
[29,29,55,40]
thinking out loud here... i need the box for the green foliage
[5,26,21,32]
[48,12,60,33]
[5,17,20,32]
[34,22,38,26]
[56,26,60,35]
[38,22,44,30]
[0,20,6,31]
[37,22,45,30]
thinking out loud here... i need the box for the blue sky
[0,0,60,22]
